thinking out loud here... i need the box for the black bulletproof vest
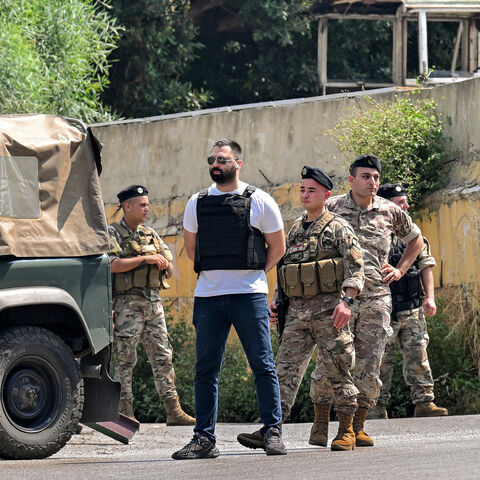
[194,186,267,273]
[389,239,423,313]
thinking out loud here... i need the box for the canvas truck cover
[0,114,109,257]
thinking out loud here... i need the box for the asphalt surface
[2,415,480,479]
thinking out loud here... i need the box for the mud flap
[80,346,121,423]
[79,347,139,443]
[85,414,140,445]
[80,373,121,423]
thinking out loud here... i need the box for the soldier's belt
[278,258,344,297]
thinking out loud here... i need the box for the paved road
[2,415,480,479]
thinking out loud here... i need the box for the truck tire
[0,326,84,459]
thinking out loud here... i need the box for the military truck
[0,114,121,459]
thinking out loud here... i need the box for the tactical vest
[278,211,344,298]
[193,186,267,273]
[389,238,423,313]
[111,222,173,294]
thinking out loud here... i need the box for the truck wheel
[0,327,84,459]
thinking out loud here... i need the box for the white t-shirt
[183,181,284,297]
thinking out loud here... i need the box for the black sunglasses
[207,156,236,165]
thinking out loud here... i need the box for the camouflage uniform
[311,192,421,409]
[377,238,436,407]
[109,219,177,406]
[277,210,364,417]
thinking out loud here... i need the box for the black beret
[117,184,149,203]
[301,165,334,190]
[377,183,407,200]
[349,154,381,173]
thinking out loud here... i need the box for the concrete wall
[91,78,480,319]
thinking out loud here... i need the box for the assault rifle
[275,258,289,341]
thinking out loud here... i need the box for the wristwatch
[342,296,354,306]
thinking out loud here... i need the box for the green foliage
[186,0,316,108]
[448,284,480,377]
[329,93,450,212]
[388,297,480,417]
[328,20,393,82]
[102,2,463,116]
[0,0,120,122]
[104,0,210,118]
[287,359,315,423]
[407,21,460,78]
[132,313,260,423]
[217,340,259,422]
[132,295,480,423]
[0,21,49,113]
[132,314,196,422]
[328,20,460,82]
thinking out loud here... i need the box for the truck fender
[0,286,95,351]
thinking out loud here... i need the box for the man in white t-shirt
[172,139,286,460]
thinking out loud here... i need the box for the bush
[132,312,260,423]
[0,0,120,122]
[387,296,480,417]
[132,315,196,422]
[328,93,450,214]
[104,0,211,118]
[132,294,480,422]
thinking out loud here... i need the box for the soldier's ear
[324,190,332,200]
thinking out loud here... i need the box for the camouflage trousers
[277,294,358,417]
[310,294,392,409]
[113,293,177,403]
[377,306,434,406]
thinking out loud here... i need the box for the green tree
[328,93,450,212]
[0,0,120,123]
[327,19,393,83]
[103,2,462,116]
[186,5,460,107]
[103,0,210,118]
[186,0,316,107]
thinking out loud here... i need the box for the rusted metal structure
[312,0,480,93]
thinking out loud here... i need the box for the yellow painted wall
[417,195,480,288]
[108,187,480,321]
[99,79,480,320]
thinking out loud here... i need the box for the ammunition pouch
[279,258,344,298]
[114,265,169,294]
[111,221,172,295]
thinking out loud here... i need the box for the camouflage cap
[301,165,334,190]
[117,185,149,203]
[377,183,407,199]
[349,154,381,174]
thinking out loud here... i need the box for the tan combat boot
[119,397,137,420]
[309,403,331,447]
[164,396,196,426]
[366,404,388,420]
[331,413,356,451]
[353,406,374,447]
[414,402,448,417]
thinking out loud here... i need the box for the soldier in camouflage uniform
[109,184,195,425]
[367,183,448,419]
[310,155,425,447]
[238,165,364,451]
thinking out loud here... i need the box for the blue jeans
[192,293,282,440]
